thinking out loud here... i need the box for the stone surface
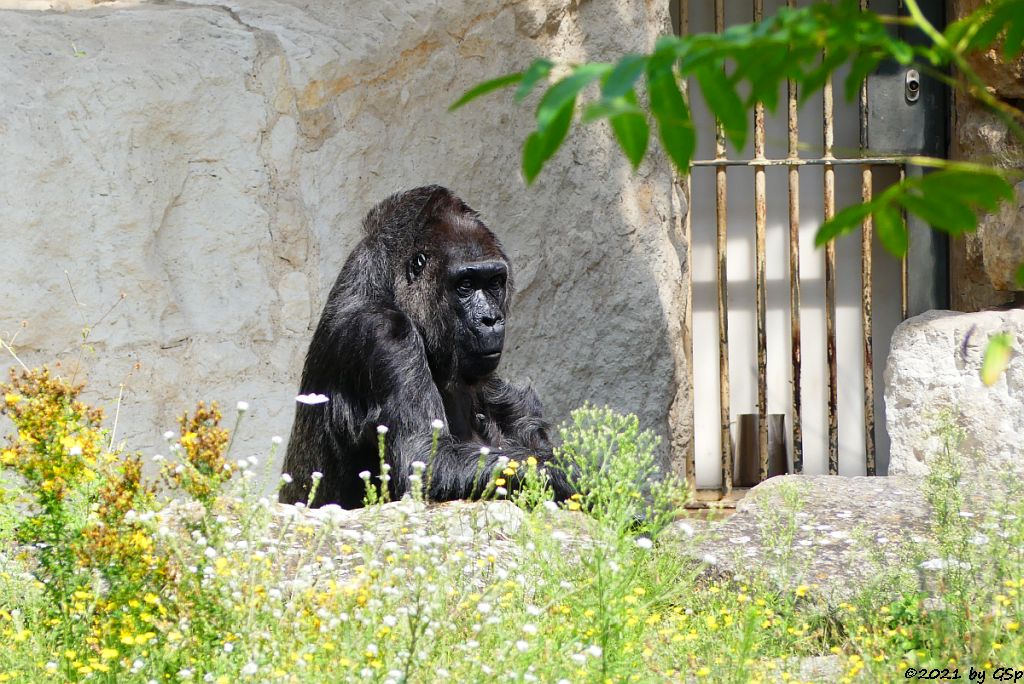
[950,2,1024,306]
[885,309,1024,476]
[0,1,687,473]
[675,475,933,604]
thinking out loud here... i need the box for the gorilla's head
[363,186,514,383]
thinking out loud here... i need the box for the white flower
[359,470,371,480]
[635,537,654,549]
[68,445,82,456]
[480,446,491,456]
[45,662,57,672]
[496,455,509,467]
[377,425,389,435]
[311,471,323,481]
[247,455,258,466]
[381,463,391,473]
[281,473,293,484]
[495,487,507,497]
[411,460,426,472]
[178,669,194,680]
[163,430,175,440]
[296,393,329,405]
[237,459,249,469]
[920,558,946,570]
[958,511,975,518]
[515,639,529,652]
[223,642,234,653]
[476,602,492,614]
[542,500,559,512]
[571,653,586,665]
[586,645,603,658]
[522,623,537,634]
[152,453,164,463]
[676,522,695,537]
[236,401,249,412]
[241,662,258,676]
[204,547,217,559]
[431,419,444,430]
[271,435,283,445]
[382,615,398,627]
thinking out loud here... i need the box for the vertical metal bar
[715,0,732,495]
[900,165,909,320]
[823,51,839,476]
[859,0,877,477]
[786,0,803,476]
[680,0,696,493]
[753,0,768,483]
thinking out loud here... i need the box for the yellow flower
[567,501,581,511]
[696,667,711,677]
[526,456,537,467]
[795,585,810,598]
[1007,621,1020,631]
[4,393,21,405]
[1,450,17,466]
[99,648,117,660]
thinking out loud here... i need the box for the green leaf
[449,72,523,111]
[581,98,643,123]
[900,192,978,235]
[647,67,695,172]
[609,91,649,169]
[523,96,575,184]
[1002,3,1024,58]
[920,169,1014,210]
[981,332,1014,387]
[1016,263,1024,288]
[695,64,747,150]
[875,204,908,257]
[515,59,554,102]
[602,55,648,100]
[815,201,875,246]
[536,63,610,132]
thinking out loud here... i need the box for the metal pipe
[715,0,732,495]
[787,0,803,476]
[823,51,839,476]
[753,0,768,483]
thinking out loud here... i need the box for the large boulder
[885,309,1024,476]
[0,0,687,471]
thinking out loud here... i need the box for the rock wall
[0,1,688,472]
[950,0,1024,311]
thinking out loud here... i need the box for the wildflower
[311,471,323,481]
[795,585,810,597]
[586,645,603,658]
[411,460,426,472]
[224,643,234,653]
[241,662,258,676]
[377,425,389,435]
[495,487,507,497]
[383,615,397,627]
[236,401,249,412]
[676,522,695,537]
[163,430,175,440]
[480,446,491,456]
[281,473,293,484]
[272,435,283,444]
[359,471,371,480]
[635,537,654,549]
[516,640,529,652]
[431,419,444,430]
[543,501,558,512]
[296,393,329,405]
[920,558,946,570]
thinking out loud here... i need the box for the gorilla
[279,185,574,508]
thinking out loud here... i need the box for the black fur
[280,186,573,508]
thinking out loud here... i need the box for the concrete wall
[0,0,688,471]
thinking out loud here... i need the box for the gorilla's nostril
[481,315,500,327]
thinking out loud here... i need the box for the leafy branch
[452,0,1024,257]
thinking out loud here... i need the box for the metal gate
[671,0,948,498]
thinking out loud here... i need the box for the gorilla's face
[395,200,513,384]
[449,259,508,379]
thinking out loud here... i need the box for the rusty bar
[823,53,839,476]
[715,0,732,495]
[786,0,803,476]
[861,166,876,476]
[681,0,696,492]
[691,156,907,167]
[858,3,877,477]
[899,165,910,320]
[753,0,768,483]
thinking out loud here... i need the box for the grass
[0,367,1022,683]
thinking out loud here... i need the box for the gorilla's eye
[456,279,474,297]
[489,275,505,291]
[408,253,428,280]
